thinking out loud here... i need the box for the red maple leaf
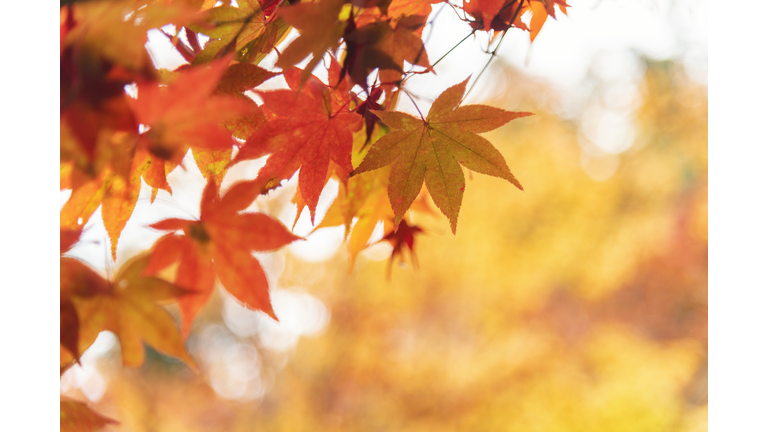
[229,59,360,223]
[380,219,424,279]
[145,179,302,336]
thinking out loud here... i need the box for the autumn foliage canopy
[60,0,571,427]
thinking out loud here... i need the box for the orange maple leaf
[131,57,255,164]
[351,78,531,234]
[60,255,195,370]
[145,179,302,337]
[230,62,361,223]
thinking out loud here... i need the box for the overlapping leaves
[58,0,567,427]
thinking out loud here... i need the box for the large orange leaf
[351,79,531,233]
[60,255,195,369]
[131,57,255,164]
[145,180,302,336]
[230,64,361,222]
[60,139,150,260]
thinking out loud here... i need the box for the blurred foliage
[64,58,707,432]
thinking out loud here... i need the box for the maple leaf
[342,15,431,88]
[145,179,302,336]
[462,0,568,38]
[276,0,347,80]
[230,63,360,223]
[190,0,272,64]
[463,0,527,33]
[376,15,433,86]
[131,57,255,164]
[341,20,403,89]
[380,219,424,279]
[60,397,118,432]
[61,255,195,369]
[60,137,150,260]
[102,146,151,260]
[351,78,531,234]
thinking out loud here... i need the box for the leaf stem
[462,0,525,102]
[403,89,426,122]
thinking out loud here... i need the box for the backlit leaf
[352,78,531,233]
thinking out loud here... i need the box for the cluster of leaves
[60,0,568,426]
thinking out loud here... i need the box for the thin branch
[430,30,476,69]
[462,31,507,102]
